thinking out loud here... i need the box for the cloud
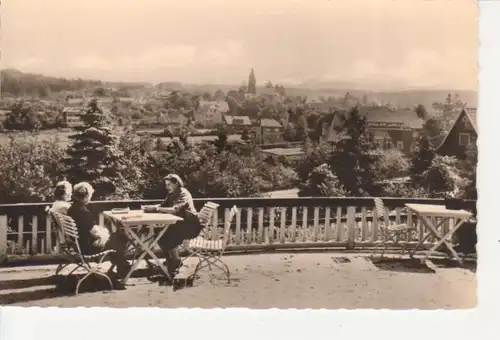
[197,41,245,66]
[70,41,245,72]
[5,57,45,71]
[322,48,476,90]
[71,44,197,70]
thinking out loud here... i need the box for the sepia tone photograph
[0,0,477,309]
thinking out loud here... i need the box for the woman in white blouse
[50,180,72,215]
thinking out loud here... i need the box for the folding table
[405,203,472,265]
[103,210,183,283]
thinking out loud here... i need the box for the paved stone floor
[0,253,476,309]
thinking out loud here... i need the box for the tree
[415,104,428,120]
[461,143,477,199]
[306,113,322,144]
[241,127,252,142]
[265,81,273,88]
[295,114,308,142]
[328,107,381,196]
[283,124,297,142]
[93,87,107,97]
[422,118,443,140]
[444,92,453,110]
[410,135,436,186]
[63,98,128,199]
[214,124,229,152]
[4,101,42,132]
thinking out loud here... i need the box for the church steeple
[248,68,256,94]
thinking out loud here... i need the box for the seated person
[145,174,203,278]
[50,180,73,215]
[454,219,477,255]
[67,182,131,279]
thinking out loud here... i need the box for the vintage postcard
[0,0,477,310]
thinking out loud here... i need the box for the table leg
[423,217,465,265]
[409,216,446,257]
[123,225,171,283]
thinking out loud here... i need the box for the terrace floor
[0,253,476,309]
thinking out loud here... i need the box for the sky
[2,0,478,90]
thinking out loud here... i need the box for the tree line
[0,100,477,205]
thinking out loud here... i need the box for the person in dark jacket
[144,174,203,277]
[67,182,131,279]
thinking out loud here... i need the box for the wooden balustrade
[0,197,476,263]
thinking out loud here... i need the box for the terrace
[0,197,477,308]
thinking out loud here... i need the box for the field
[0,129,242,147]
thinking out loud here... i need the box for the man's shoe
[117,262,132,279]
[114,280,127,290]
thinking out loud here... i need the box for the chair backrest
[197,202,220,227]
[373,198,387,222]
[49,210,81,254]
[222,206,239,245]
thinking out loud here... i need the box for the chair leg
[379,231,388,259]
[75,272,92,295]
[192,259,203,279]
[192,253,230,283]
[55,263,69,275]
[219,259,230,283]
[93,271,114,291]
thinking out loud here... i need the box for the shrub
[421,155,468,198]
[298,164,346,197]
[371,149,410,180]
[0,136,65,203]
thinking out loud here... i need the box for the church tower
[248,68,256,94]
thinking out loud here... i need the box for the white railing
[0,197,476,263]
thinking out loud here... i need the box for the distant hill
[1,69,477,109]
[0,69,150,98]
[367,90,477,110]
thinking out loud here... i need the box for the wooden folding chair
[373,198,415,258]
[49,210,115,295]
[181,201,220,264]
[185,205,238,283]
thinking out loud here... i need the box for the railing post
[346,206,356,250]
[0,215,7,263]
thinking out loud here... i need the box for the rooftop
[198,100,229,113]
[260,118,282,128]
[359,107,425,130]
[223,115,252,126]
[260,147,304,156]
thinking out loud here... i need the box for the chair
[185,205,238,283]
[48,210,115,295]
[181,202,220,264]
[372,198,415,258]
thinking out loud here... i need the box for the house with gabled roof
[194,100,229,128]
[435,107,477,160]
[321,106,425,153]
[254,118,283,144]
[222,115,252,133]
